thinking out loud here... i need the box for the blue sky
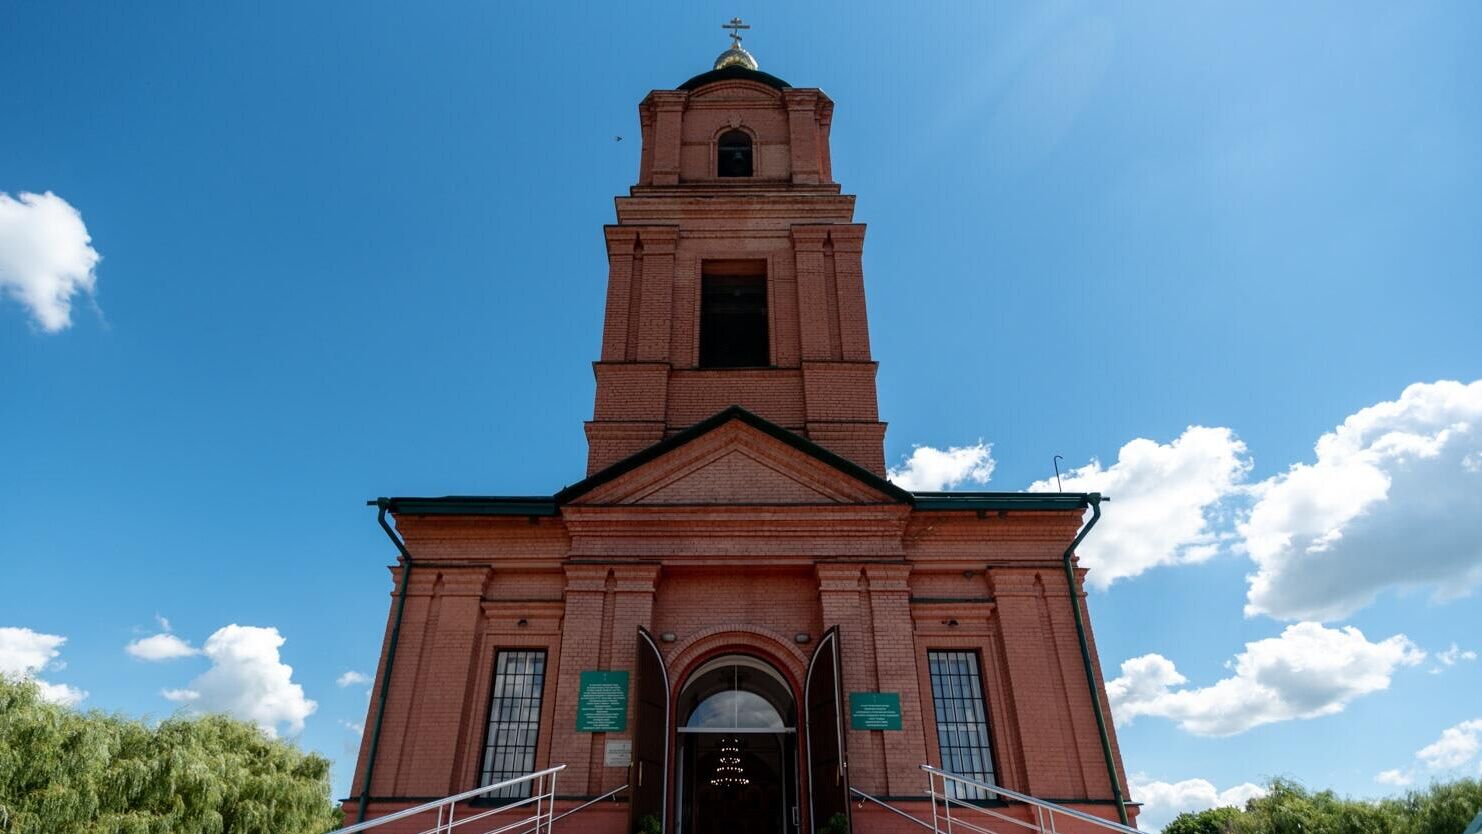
[2,2,1479,827]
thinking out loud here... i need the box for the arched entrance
[675,655,799,834]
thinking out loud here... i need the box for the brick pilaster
[596,565,661,793]
[988,569,1082,798]
[817,564,886,794]
[863,564,930,796]
[549,566,611,793]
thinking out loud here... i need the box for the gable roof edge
[555,406,914,505]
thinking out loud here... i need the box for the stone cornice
[613,196,854,227]
[562,505,910,560]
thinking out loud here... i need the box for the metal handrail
[548,783,627,828]
[330,764,565,834]
[922,765,1141,834]
[441,782,628,834]
[850,786,936,830]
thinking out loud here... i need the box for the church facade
[348,36,1135,834]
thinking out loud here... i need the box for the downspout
[357,500,415,823]
[1061,494,1130,826]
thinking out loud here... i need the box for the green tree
[1241,778,1403,834]
[1156,777,1482,834]
[1164,805,1243,834]
[1390,779,1482,834]
[0,676,342,834]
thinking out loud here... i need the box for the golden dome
[713,44,759,71]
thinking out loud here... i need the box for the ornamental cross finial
[722,17,750,47]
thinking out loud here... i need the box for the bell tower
[587,27,888,475]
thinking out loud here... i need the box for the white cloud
[0,191,101,332]
[165,625,316,737]
[1028,426,1252,589]
[0,626,87,706]
[1437,644,1477,666]
[1129,775,1266,833]
[126,633,200,661]
[1108,622,1423,736]
[339,718,366,756]
[337,670,371,688]
[1375,769,1412,787]
[888,442,995,491]
[1242,380,1482,621]
[1416,719,1482,771]
[1375,717,1482,783]
[0,626,65,675]
[34,679,88,707]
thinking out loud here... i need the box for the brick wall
[585,78,887,475]
[349,66,1133,834]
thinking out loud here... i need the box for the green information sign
[850,692,903,730]
[576,670,629,732]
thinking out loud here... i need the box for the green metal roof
[373,492,1098,516]
[911,492,1101,512]
[678,64,791,91]
[371,496,558,516]
[372,407,1102,517]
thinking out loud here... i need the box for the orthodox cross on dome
[722,17,750,46]
[712,16,759,70]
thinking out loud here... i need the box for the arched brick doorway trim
[667,624,809,689]
[666,627,811,834]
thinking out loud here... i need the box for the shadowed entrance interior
[675,655,798,834]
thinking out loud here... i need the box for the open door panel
[804,626,850,834]
[630,627,670,833]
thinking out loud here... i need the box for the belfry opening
[347,21,1135,834]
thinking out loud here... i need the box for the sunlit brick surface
[346,66,1134,834]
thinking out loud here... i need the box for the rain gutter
[1061,494,1129,826]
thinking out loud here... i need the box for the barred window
[928,651,996,799]
[480,650,547,797]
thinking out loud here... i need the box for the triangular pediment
[558,408,908,507]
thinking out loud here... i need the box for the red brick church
[346,26,1136,834]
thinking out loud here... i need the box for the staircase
[332,763,1138,834]
[332,766,624,834]
[853,766,1140,834]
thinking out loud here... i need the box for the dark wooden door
[804,627,850,834]
[630,627,670,833]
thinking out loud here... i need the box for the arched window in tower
[717,130,753,177]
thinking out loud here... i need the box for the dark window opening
[479,650,546,796]
[928,650,997,800]
[717,130,753,177]
[700,264,768,368]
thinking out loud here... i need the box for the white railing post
[327,765,568,834]
[942,770,955,834]
[539,769,550,834]
[920,766,1140,834]
[928,768,941,834]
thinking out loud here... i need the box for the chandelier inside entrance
[709,737,750,787]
